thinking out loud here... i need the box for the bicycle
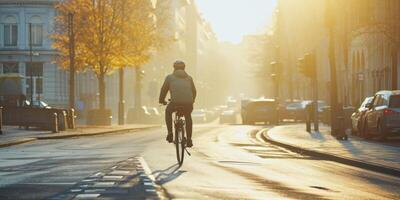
[173,105,191,166]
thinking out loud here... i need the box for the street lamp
[270,61,281,125]
[28,23,34,106]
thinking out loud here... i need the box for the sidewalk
[0,124,160,148]
[263,124,400,171]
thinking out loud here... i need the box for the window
[374,95,388,107]
[2,62,19,73]
[389,95,400,108]
[25,62,43,97]
[25,62,43,77]
[29,24,43,46]
[3,16,18,46]
[373,95,381,106]
[36,77,43,94]
[28,16,43,46]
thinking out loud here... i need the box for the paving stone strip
[48,157,166,200]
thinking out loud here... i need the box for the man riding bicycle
[159,60,197,147]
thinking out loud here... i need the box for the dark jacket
[159,69,197,104]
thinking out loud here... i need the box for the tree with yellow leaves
[52,0,159,111]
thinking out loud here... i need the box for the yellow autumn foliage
[52,0,163,109]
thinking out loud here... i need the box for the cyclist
[159,60,197,147]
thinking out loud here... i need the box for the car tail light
[383,109,398,115]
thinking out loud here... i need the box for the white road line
[138,157,156,182]
[75,193,100,198]
[93,182,115,187]
[103,175,124,180]
[109,170,132,175]
[82,179,96,182]
[89,172,103,178]
[145,189,156,193]
[84,189,106,193]
[137,156,167,199]
[143,182,154,186]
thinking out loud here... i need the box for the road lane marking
[93,182,115,187]
[75,193,100,198]
[145,189,156,193]
[84,189,106,193]
[103,175,123,180]
[82,179,96,182]
[89,172,103,178]
[138,157,156,181]
[51,156,165,199]
[109,170,132,175]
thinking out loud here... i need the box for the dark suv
[364,90,400,139]
[241,99,278,125]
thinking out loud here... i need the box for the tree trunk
[134,67,142,113]
[392,45,398,90]
[328,24,339,135]
[68,13,75,110]
[99,72,106,110]
[118,68,125,125]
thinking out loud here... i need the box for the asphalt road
[0,124,399,199]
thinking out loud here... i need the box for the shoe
[186,139,193,148]
[166,133,173,143]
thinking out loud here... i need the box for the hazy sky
[196,0,277,43]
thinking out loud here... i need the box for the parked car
[205,109,217,122]
[284,101,305,121]
[363,90,400,139]
[317,100,328,113]
[23,100,51,109]
[241,99,278,125]
[351,97,373,135]
[148,107,162,123]
[213,105,228,116]
[192,109,207,123]
[219,109,236,124]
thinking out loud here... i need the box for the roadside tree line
[51,0,170,120]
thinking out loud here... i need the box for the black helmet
[173,60,185,70]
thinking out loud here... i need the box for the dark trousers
[166,103,193,139]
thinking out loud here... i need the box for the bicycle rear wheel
[175,127,185,166]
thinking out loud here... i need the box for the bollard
[306,117,311,132]
[333,104,347,140]
[58,110,67,131]
[0,107,3,135]
[67,109,76,129]
[52,113,59,133]
[305,104,311,132]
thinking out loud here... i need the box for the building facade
[0,0,138,123]
[142,0,216,106]
[0,0,69,107]
[272,0,400,106]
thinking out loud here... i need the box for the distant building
[346,0,400,104]
[142,0,216,106]
[272,0,400,106]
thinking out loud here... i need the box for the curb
[0,138,37,148]
[259,129,400,178]
[36,126,160,140]
[0,126,160,148]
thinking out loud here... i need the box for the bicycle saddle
[174,106,185,117]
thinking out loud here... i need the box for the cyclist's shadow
[152,163,186,185]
